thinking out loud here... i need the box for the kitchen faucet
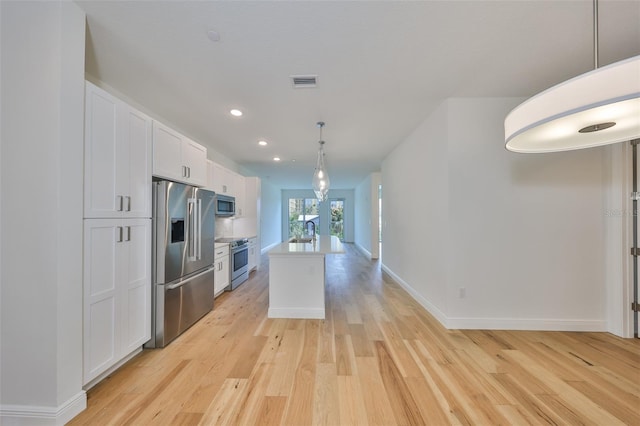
[305,220,316,240]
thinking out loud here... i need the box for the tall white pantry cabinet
[83,81,152,385]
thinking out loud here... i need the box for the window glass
[329,199,344,241]
[288,198,319,238]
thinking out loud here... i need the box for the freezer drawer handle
[166,267,214,290]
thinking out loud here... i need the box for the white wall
[354,172,381,259]
[382,97,608,331]
[281,189,355,242]
[382,102,450,322]
[260,180,282,252]
[1,1,86,423]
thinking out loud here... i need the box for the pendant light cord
[593,0,599,68]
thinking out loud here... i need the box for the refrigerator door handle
[187,198,197,261]
[196,199,202,260]
[166,267,214,290]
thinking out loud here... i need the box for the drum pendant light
[312,121,330,202]
[505,0,640,153]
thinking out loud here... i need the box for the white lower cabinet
[214,244,230,296]
[83,218,151,385]
[248,237,258,272]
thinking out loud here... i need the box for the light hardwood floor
[70,244,640,425]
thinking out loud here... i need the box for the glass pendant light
[312,121,330,202]
[505,0,640,153]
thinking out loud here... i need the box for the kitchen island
[268,235,344,319]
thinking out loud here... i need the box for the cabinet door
[121,219,151,353]
[183,138,207,187]
[233,172,246,216]
[214,255,230,295]
[122,107,152,218]
[243,177,259,219]
[212,163,234,195]
[253,242,260,271]
[84,219,121,383]
[152,121,184,182]
[84,83,120,218]
[206,160,215,191]
[248,238,257,271]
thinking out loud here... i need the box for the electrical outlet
[459,287,466,298]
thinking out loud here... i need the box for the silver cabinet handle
[187,167,191,178]
[125,226,131,242]
[116,195,123,212]
[117,226,123,242]
[125,196,131,212]
[182,165,187,177]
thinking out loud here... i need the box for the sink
[289,237,313,243]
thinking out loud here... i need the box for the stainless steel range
[216,238,249,289]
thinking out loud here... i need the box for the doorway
[329,199,344,241]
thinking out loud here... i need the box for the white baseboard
[381,263,449,327]
[0,390,86,425]
[446,317,608,332]
[381,263,608,332]
[354,243,372,260]
[83,347,142,390]
[261,241,281,255]
[268,307,325,319]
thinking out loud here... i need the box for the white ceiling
[77,0,640,189]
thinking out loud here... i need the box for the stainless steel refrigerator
[147,180,216,348]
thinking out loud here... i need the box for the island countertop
[268,235,345,256]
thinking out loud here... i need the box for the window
[288,198,319,238]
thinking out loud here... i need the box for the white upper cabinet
[182,138,207,185]
[152,121,207,187]
[233,172,246,217]
[206,160,215,191]
[84,81,152,219]
[243,177,260,221]
[211,162,235,195]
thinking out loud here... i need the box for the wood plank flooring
[69,244,640,425]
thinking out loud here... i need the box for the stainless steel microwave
[215,194,235,216]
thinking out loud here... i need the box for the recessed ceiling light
[258,140,268,146]
[273,157,281,162]
[230,109,243,117]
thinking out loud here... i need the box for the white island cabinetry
[268,236,344,319]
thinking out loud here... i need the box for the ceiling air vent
[291,75,318,88]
